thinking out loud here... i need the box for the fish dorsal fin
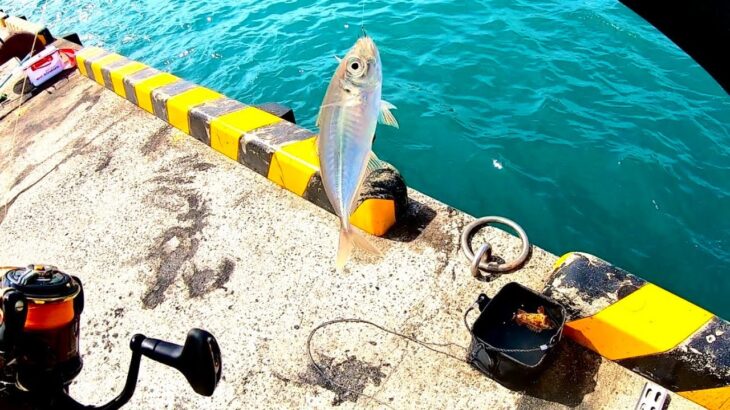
[366,152,388,173]
[378,100,399,128]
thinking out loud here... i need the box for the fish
[316,33,399,272]
[514,306,555,333]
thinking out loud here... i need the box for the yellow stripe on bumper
[167,87,224,134]
[90,53,124,86]
[268,137,319,196]
[350,199,396,236]
[679,386,730,410]
[75,46,105,77]
[210,107,281,160]
[565,284,713,360]
[133,73,180,113]
[108,61,148,98]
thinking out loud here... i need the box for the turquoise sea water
[8,0,730,318]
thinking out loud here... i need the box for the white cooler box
[21,45,71,87]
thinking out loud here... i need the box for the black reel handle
[0,289,28,349]
[139,329,222,397]
[36,329,222,410]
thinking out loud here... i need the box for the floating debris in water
[344,23,350,29]
[492,159,503,170]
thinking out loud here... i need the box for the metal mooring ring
[460,216,530,277]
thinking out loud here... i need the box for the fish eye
[346,57,366,77]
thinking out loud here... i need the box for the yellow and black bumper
[75,46,407,236]
[546,252,729,409]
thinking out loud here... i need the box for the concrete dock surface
[0,70,700,409]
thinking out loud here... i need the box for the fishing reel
[0,265,222,409]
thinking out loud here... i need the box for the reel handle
[70,329,222,410]
[0,290,28,349]
[138,329,222,397]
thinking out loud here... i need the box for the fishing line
[4,3,49,224]
[307,308,551,405]
[307,318,469,406]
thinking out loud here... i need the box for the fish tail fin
[336,227,355,274]
[335,224,381,273]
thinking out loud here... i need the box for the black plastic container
[466,282,566,388]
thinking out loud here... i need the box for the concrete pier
[0,66,701,408]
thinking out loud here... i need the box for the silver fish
[317,34,399,272]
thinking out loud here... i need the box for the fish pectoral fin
[379,100,399,129]
[366,152,388,173]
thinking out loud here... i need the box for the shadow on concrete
[384,199,437,243]
[516,340,601,408]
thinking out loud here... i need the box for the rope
[307,304,558,404]
[306,318,468,407]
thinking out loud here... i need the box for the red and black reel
[0,264,84,392]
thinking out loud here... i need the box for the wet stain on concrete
[142,197,206,309]
[95,152,113,172]
[184,258,236,298]
[141,154,235,308]
[113,307,125,318]
[414,206,467,278]
[149,175,195,185]
[193,162,215,172]
[140,126,170,156]
[11,81,100,140]
[0,76,104,168]
[298,354,387,406]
